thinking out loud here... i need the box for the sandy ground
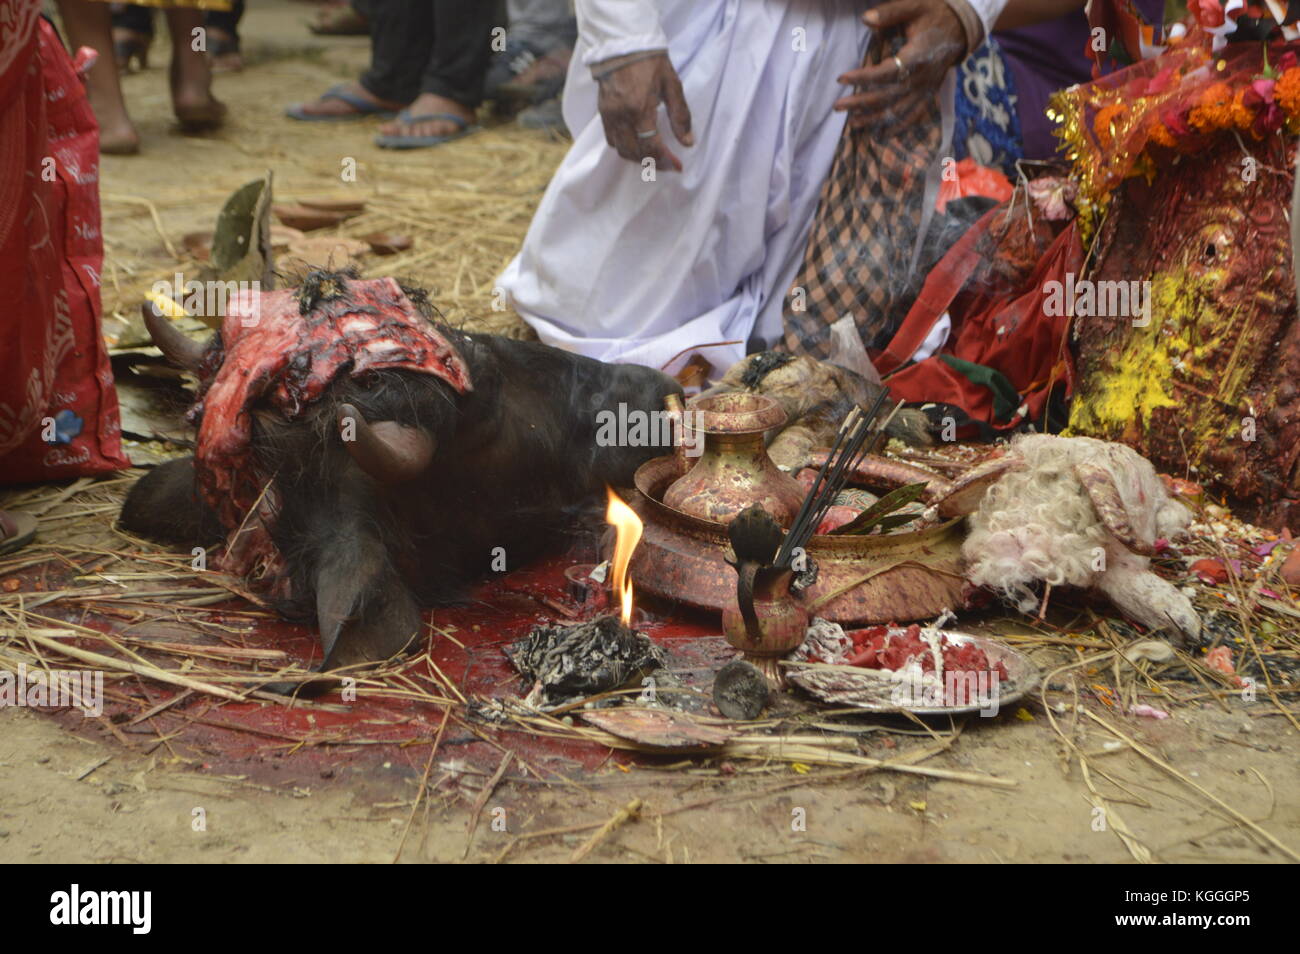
[2,0,1298,864]
[4,686,1296,864]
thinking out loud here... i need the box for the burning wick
[605,487,643,627]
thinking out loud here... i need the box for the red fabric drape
[0,7,130,482]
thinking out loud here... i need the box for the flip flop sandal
[286,84,399,122]
[374,111,477,150]
[0,510,37,556]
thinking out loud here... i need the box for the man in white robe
[498,0,1008,374]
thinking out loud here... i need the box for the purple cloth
[994,0,1164,159]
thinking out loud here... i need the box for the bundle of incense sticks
[774,392,903,568]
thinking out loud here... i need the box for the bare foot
[86,73,140,152]
[99,121,142,154]
[376,92,475,140]
[56,0,139,152]
[170,71,226,128]
[290,81,405,119]
[0,509,37,555]
[163,8,225,129]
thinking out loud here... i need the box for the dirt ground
[2,0,1298,864]
[3,680,1296,864]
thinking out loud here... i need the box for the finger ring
[892,54,908,80]
[635,128,658,139]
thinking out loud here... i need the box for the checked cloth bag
[781,36,943,359]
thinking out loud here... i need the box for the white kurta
[498,0,1005,373]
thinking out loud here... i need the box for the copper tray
[627,456,966,625]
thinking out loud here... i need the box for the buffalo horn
[141,302,205,371]
[337,403,434,483]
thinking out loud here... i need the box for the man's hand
[835,0,968,126]
[595,52,694,171]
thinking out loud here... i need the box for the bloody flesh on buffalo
[119,271,682,685]
[186,277,471,586]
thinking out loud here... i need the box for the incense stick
[776,393,892,567]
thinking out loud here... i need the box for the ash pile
[508,616,670,710]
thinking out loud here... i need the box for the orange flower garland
[1230,87,1256,130]
[1147,118,1178,147]
[1276,66,1300,116]
[1092,103,1126,148]
[1188,81,1234,131]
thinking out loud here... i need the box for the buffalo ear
[119,458,223,546]
[256,538,424,698]
[313,550,423,672]
[1074,461,1154,555]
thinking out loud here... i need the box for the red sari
[0,2,129,482]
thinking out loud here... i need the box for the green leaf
[870,512,922,533]
[833,482,928,535]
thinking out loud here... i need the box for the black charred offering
[508,615,668,709]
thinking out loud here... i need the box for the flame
[605,487,643,627]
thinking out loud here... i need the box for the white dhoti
[499,0,871,373]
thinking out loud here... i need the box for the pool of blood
[28,552,735,788]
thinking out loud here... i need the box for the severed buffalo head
[120,272,681,689]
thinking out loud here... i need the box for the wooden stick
[1083,709,1300,862]
[463,751,513,860]
[570,798,643,863]
[20,631,249,702]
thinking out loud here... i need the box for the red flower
[1189,0,1226,28]
[1244,77,1284,132]
[1257,101,1284,132]
[1279,50,1298,72]
[1161,107,1191,136]
[1144,67,1177,96]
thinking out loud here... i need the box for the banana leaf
[832,481,928,535]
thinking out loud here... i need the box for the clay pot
[663,393,804,527]
[1281,544,1300,587]
[363,231,413,255]
[273,204,359,232]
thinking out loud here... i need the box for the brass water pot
[663,393,805,527]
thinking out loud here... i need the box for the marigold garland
[1092,103,1127,148]
[1147,118,1179,147]
[1230,87,1256,129]
[1188,81,1235,131]
[1276,66,1300,116]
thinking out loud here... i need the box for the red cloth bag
[0,9,130,483]
[874,204,1084,436]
